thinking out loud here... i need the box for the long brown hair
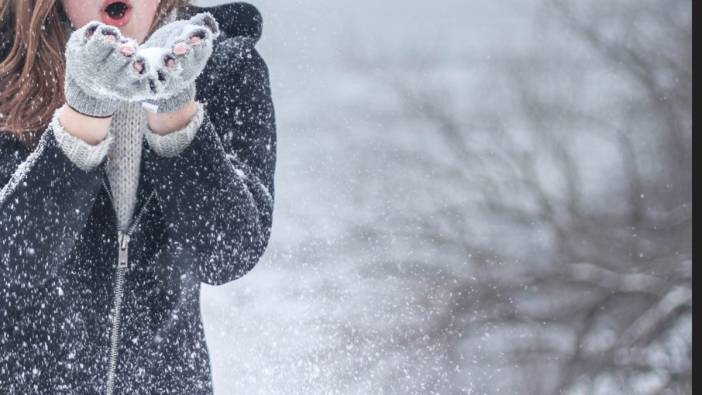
[0,0,189,149]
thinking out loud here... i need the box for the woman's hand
[59,13,221,143]
[136,12,221,113]
[63,22,148,118]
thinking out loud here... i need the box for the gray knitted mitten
[64,22,150,117]
[137,12,221,113]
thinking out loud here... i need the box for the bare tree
[340,0,691,393]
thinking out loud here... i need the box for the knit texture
[63,23,142,118]
[64,75,122,117]
[143,101,203,157]
[105,102,146,231]
[53,101,203,231]
[50,106,114,172]
[137,12,220,112]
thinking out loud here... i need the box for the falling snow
[1,0,692,394]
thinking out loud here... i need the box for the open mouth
[101,0,132,27]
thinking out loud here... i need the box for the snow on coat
[0,2,276,393]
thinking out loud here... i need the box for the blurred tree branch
[340,0,690,393]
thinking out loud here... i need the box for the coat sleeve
[142,35,277,286]
[0,120,107,289]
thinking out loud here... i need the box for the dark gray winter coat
[0,2,276,393]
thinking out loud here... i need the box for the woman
[0,0,276,393]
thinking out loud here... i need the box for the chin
[120,28,142,42]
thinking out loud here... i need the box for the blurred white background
[194,1,692,394]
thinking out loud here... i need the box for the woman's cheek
[123,1,160,43]
[61,0,101,28]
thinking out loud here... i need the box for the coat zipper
[102,176,155,395]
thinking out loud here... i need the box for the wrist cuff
[144,101,204,157]
[50,106,114,172]
[64,76,119,118]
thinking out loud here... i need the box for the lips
[100,0,132,28]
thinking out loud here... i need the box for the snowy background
[195,1,692,394]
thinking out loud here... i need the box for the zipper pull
[118,231,130,269]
